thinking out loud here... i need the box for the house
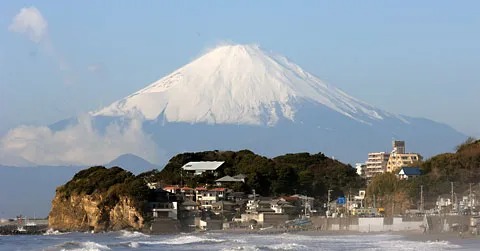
[270,200,296,214]
[215,174,246,185]
[163,185,180,194]
[181,161,224,175]
[195,187,229,209]
[198,219,223,230]
[148,189,178,220]
[181,199,198,211]
[212,200,236,213]
[180,186,195,201]
[227,191,246,202]
[397,167,421,180]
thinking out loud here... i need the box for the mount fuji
[57,44,465,164]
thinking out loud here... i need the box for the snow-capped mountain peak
[94,44,389,125]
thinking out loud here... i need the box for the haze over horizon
[1,1,479,166]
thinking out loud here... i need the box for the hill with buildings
[365,138,480,215]
[47,140,480,232]
[48,150,365,232]
[150,150,364,200]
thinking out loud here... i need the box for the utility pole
[420,185,424,213]
[180,168,183,188]
[327,189,333,217]
[346,191,350,216]
[304,196,307,217]
[470,183,473,208]
[451,182,454,212]
[392,195,395,217]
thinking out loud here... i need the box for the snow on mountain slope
[94,44,398,126]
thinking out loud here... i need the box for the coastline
[211,227,480,243]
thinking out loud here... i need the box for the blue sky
[1,1,479,137]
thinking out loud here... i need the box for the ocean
[0,230,478,251]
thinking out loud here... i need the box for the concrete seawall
[310,215,473,233]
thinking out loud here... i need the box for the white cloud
[0,114,162,166]
[8,6,75,85]
[8,6,48,43]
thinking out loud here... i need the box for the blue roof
[400,167,421,176]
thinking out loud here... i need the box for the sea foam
[117,230,150,239]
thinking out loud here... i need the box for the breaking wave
[264,243,308,250]
[117,230,150,239]
[43,228,68,235]
[222,243,307,251]
[49,241,110,251]
[139,235,226,245]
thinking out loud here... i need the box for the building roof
[182,200,198,206]
[181,161,225,171]
[399,167,421,176]
[213,200,235,206]
[215,175,237,182]
[257,207,275,213]
[280,196,300,202]
[163,186,179,190]
[195,187,207,191]
[215,175,244,182]
[211,187,227,192]
[233,174,246,179]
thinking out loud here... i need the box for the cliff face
[47,166,150,232]
[48,193,144,232]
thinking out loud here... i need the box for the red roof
[195,187,207,191]
[181,187,193,191]
[211,187,226,192]
[281,196,300,202]
[163,185,179,190]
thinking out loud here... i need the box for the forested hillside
[146,150,364,200]
[367,138,480,214]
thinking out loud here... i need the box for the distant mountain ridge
[106,153,160,174]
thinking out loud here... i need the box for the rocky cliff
[48,166,150,232]
[49,193,144,232]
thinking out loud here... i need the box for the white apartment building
[365,152,390,179]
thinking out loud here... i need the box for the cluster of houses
[143,141,429,233]
[143,141,479,233]
[145,161,316,231]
